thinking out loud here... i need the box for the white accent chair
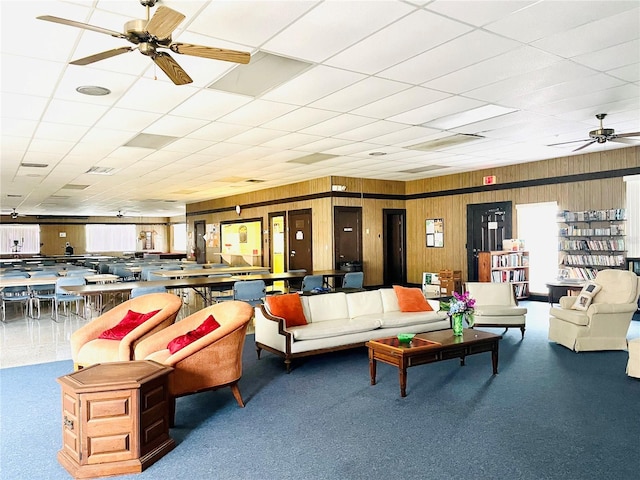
[548,269,639,352]
[464,282,527,337]
[627,338,640,378]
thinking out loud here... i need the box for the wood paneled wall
[187,147,639,287]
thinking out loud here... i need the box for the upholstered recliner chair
[464,282,527,337]
[133,300,254,425]
[71,293,183,370]
[548,269,640,352]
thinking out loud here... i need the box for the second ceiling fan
[549,113,640,152]
[38,0,251,85]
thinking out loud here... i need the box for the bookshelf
[478,250,529,299]
[557,209,626,280]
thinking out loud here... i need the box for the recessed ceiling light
[76,85,111,96]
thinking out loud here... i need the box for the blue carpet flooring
[2,301,640,480]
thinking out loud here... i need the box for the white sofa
[254,288,449,372]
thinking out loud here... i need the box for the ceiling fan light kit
[37,0,251,85]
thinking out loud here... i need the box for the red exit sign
[483,175,497,185]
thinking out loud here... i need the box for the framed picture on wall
[426,218,444,247]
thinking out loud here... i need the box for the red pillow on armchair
[98,309,161,340]
[167,315,221,354]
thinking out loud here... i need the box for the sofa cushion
[304,292,349,323]
[346,290,383,319]
[393,285,433,312]
[265,293,307,327]
[166,314,221,354]
[377,311,446,328]
[98,309,161,340]
[474,305,527,316]
[549,306,590,326]
[289,316,381,341]
[380,288,401,312]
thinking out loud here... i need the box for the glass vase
[452,313,464,336]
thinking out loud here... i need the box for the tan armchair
[71,293,183,370]
[133,300,254,425]
[464,282,527,337]
[548,269,640,352]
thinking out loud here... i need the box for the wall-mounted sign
[483,175,497,185]
[343,227,353,232]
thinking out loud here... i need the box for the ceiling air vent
[85,166,115,175]
[20,162,49,168]
[62,184,90,190]
[124,133,178,149]
[287,153,338,165]
[400,165,448,174]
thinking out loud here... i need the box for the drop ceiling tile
[484,2,632,43]
[351,87,451,119]
[423,46,563,94]
[162,138,214,154]
[608,63,640,82]
[261,107,340,131]
[94,108,162,132]
[389,96,485,125]
[170,89,252,120]
[299,113,376,137]
[292,137,352,153]
[379,30,520,85]
[261,132,323,149]
[199,142,251,157]
[325,10,472,75]
[310,77,409,112]
[27,138,75,155]
[188,122,252,142]
[0,119,38,138]
[572,40,640,72]
[532,8,640,58]
[367,126,443,147]
[262,65,365,106]
[263,1,415,62]
[335,120,407,142]
[225,128,285,146]
[323,142,381,156]
[34,122,89,142]
[425,0,536,27]
[531,84,640,116]
[465,60,597,103]
[188,1,317,47]
[0,55,64,98]
[144,115,210,137]
[41,99,109,126]
[115,78,198,113]
[217,99,298,127]
[1,93,49,121]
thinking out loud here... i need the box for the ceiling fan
[549,113,640,152]
[37,0,251,85]
[116,210,124,218]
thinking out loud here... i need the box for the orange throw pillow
[393,285,433,312]
[265,293,307,327]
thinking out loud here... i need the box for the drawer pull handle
[63,416,74,430]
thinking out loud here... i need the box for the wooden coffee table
[366,329,502,397]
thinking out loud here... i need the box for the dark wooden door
[288,209,312,272]
[383,209,406,286]
[334,206,362,269]
[194,220,206,264]
[466,202,512,281]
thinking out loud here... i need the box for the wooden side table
[57,360,175,479]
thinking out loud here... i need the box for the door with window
[194,220,206,264]
[466,202,512,281]
[383,209,406,286]
[334,206,362,270]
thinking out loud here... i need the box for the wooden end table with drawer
[57,360,175,479]
[366,329,502,397]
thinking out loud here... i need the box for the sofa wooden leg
[256,345,262,359]
[285,359,292,373]
[520,326,526,338]
[230,383,245,408]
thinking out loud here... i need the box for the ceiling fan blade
[613,131,640,138]
[547,138,590,147]
[170,43,251,64]
[37,15,127,39]
[609,137,639,145]
[572,140,597,152]
[153,52,193,85]
[70,47,134,66]
[145,6,185,40]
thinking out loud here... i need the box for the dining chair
[233,280,266,307]
[130,286,168,298]
[1,272,30,322]
[301,274,323,292]
[53,277,87,321]
[28,271,58,319]
[342,272,364,289]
